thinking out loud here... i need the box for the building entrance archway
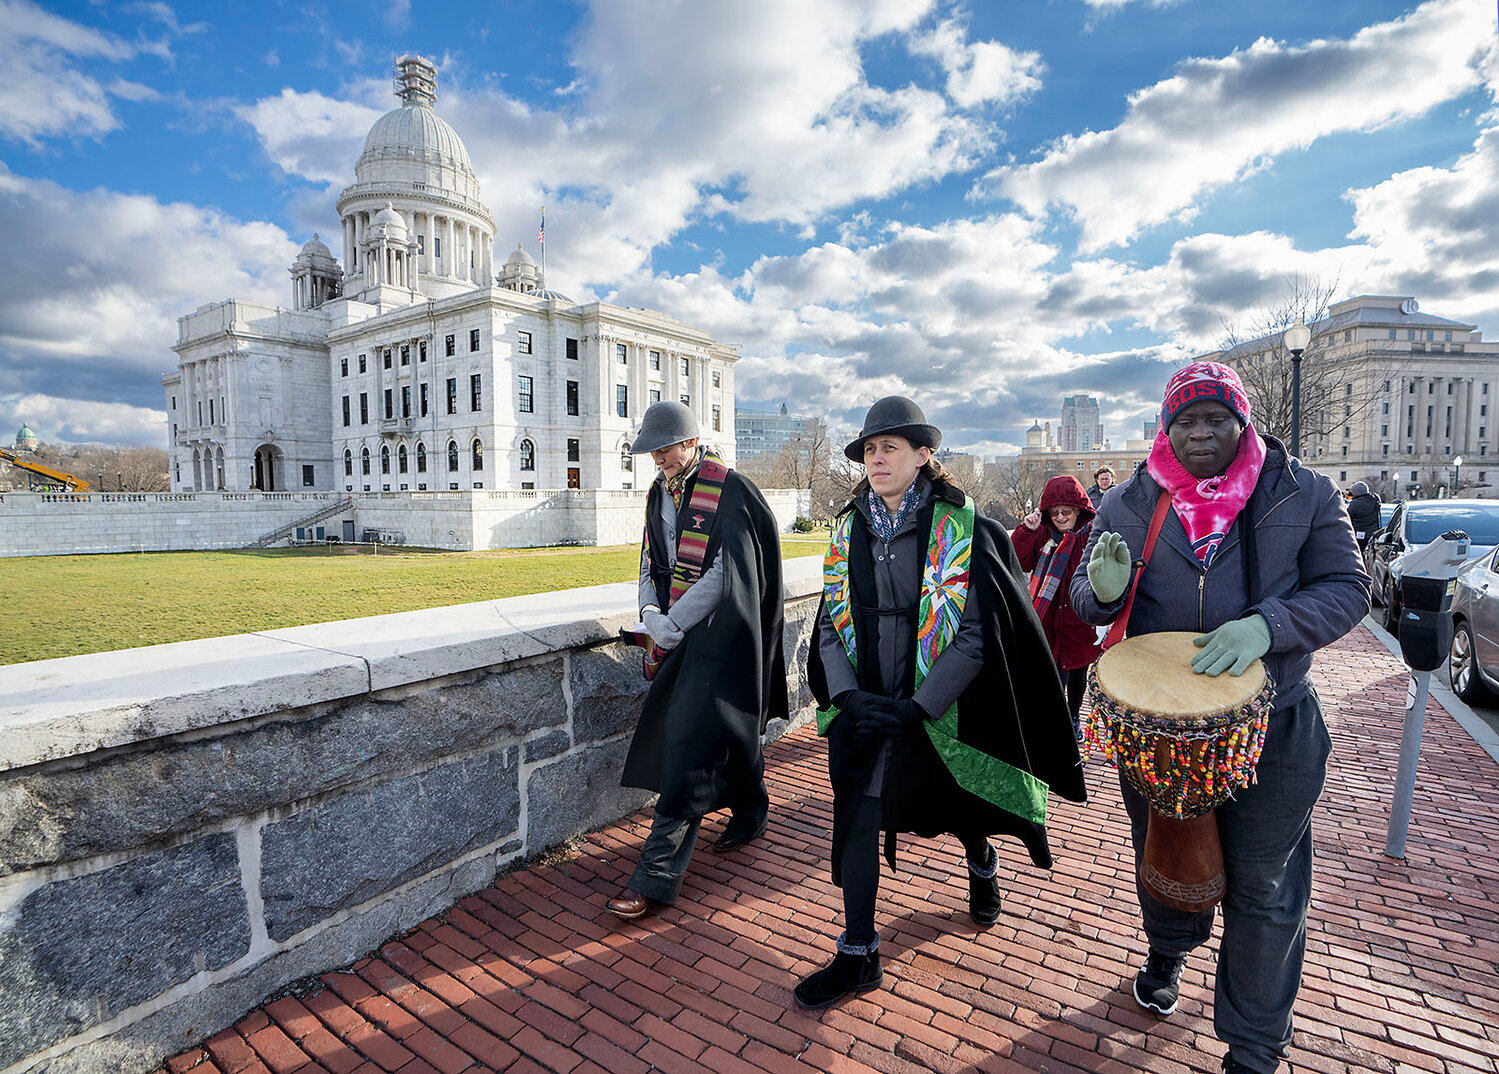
[252,444,283,491]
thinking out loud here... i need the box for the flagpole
[539,205,547,286]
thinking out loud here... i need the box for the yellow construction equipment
[0,447,91,491]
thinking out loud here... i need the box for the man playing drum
[1070,362,1370,1074]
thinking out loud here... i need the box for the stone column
[446,218,455,279]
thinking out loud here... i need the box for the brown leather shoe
[606,889,650,920]
[711,822,767,854]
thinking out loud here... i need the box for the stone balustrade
[0,557,824,1074]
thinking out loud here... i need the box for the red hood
[1039,474,1095,525]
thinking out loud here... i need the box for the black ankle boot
[793,939,882,1009]
[968,846,1002,926]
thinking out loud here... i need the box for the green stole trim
[817,496,1050,825]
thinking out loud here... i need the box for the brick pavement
[155,625,1499,1074]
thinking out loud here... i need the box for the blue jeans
[1119,690,1331,1074]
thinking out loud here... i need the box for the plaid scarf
[662,445,707,508]
[1029,524,1090,620]
[867,479,922,543]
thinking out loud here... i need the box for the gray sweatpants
[1118,690,1331,1074]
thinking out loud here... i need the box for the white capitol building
[164,55,738,496]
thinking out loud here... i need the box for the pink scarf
[1146,425,1266,566]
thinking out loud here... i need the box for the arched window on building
[519,439,535,471]
[447,440,459,472]
[472,439,483,471]
[398,444,408,473]
[380,445,391,474]
[621,441,633,472]
[416,441,427,473]
[361,447,371,475]
[192,449,201,491]
[344,449,353,476]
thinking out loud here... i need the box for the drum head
[1095,631,1265,719]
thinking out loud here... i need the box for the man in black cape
[607,401,787,921]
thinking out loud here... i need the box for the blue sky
[1,0,1496,455]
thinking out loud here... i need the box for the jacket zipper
[1198,574,1205,631]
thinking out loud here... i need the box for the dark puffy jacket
[1069,436,1370,710]
[1348,492,1382,537]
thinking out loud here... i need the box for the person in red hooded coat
[1011,474,1103,736]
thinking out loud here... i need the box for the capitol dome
[295,233,337,266]
[356,102,476,187]
[369,204,409,240]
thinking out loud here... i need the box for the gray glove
[641,608,684,650]
[1087,531,1132,604]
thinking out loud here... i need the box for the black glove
[833,690,882,724]
[853,697,929,739]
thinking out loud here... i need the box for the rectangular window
[1343,427,1351,438]
[1341,446,1348,457]
[419,340,427,362]
[567,467,580,489]
[1408,329,1416,341]
[1483,405,1489,417]
[650,349,662,370]
[712,404,721,432]
[712,371,721,388]
[400,345,410,366]
[1388,330,1397,340]
[171,396,176,410]
[617,342,628,364]
[471,373,482,412]
[650,389,661,404]
[434,236,441,257]
[340,357,348,377]
[470,328,480,352]
[566,337,579,360]
[359,393,369,424]
[420,383,429,417]
[616,384,628,417]
[302,465,315,487]
[567,438,580,462]
[358,353,367,373]
[680,393,691,406]
[383,389,393,420]
[1449,382,1455,394]
[518,375,533,413]
[1381,425,1388,437]
[342,396,350,427]
[1427,330,1435,341]
[445,334,455,357]
[567,380,580,415]
[208,399,214,424]
[1344,329,1352,342]
[518,330,532,355]
[446,377,457,415]
[1383,445,1389,456]
[680,357,690,376]
[383,350,392,369]
[401,385,411,418]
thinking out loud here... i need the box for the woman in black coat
[795,396,1084,1010]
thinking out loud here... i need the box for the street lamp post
[1284,321,1312,457]
[1453,455,1464,497]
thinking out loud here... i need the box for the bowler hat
[844,395,942,462]
[631,401,700,454]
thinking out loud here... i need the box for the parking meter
[1386,530,1471,858]
[1394,531,1470,670]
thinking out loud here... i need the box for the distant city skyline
[2,1,1495,457]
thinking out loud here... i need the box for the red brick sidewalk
[156,626,1499,1074]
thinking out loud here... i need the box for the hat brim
[844,423,942,462]
[629,434,699,454]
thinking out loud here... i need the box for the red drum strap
[1102,490,1171,651]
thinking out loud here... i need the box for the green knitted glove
[1191,614,1272,677]
[1087,531,1132,604]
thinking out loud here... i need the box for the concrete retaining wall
[0,488,811,556]
[0,558,824,1074]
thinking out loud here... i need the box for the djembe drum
[1086,631,1275,912]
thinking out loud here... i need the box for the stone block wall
[0,488,810,556]
[0,559,823,1074]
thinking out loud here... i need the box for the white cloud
[908,15,1044,108]
[0,393,165,449]
[0,0,164,144]
[980,0,1497,250]
[0,167,297,444]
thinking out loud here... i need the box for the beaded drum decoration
[1085,631,1275,820]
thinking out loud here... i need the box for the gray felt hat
[631,401,700,454]
[844,395,942,462]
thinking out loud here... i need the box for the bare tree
[1,443,169,491]
[1215,273,1409,454]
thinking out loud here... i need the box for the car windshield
[1380,503,1397,526]
[1406,504,1499,546]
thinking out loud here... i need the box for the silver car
[1368,499,1499,633]
[1449,545,1499,702]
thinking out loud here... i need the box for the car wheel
[1381,580,1401,633]
[1450,619,1491,703]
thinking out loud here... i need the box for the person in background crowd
[1071,362,1369,1074]
[1346,481,1382,551]
[796,395,1085,1010]
[606,401,787,923]
[1087,465,1116,510]
[1011,474,1104,739]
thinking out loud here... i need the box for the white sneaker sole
[1133,976,1179,1016]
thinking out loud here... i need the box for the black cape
[808,483,1086,877]
[621,468,788,818]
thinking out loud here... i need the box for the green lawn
[3,535,829,666]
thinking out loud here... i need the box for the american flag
[537,207,545,245]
